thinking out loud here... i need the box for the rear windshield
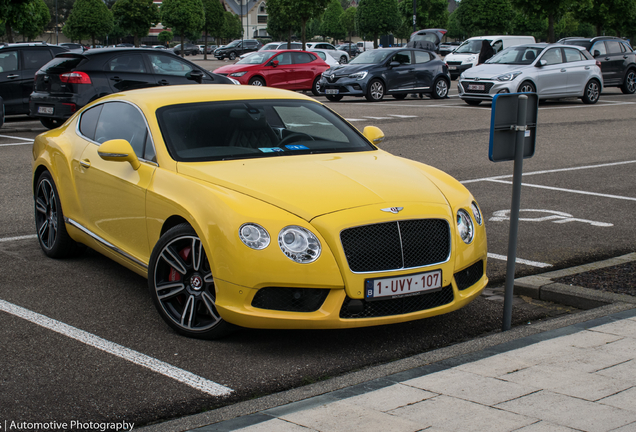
[156,99,374,162]
[455,39,492,54]
[40,56,84,73]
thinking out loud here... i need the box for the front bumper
[446,63,473,77]
[30,92,82,121]
[458,79,516,101]
[319,76,368,97]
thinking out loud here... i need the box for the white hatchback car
[305,42,350,64]
[458,44,602,105]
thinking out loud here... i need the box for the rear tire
[432,77,449,99]
[40,118,64,129]
[582,79,600,104]
[621,69,636,94]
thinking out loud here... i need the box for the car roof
[0,42,65,49]
[58,47,180,57]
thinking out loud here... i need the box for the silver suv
[458,44,602,105]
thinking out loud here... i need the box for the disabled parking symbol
[489,209,613,227]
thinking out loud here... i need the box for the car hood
[462,64,528,79]
[177,151,449,221]
[324,63,375,77]
[214,64,259,74]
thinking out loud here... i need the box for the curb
[138,252,636,432]
[514,252,636,309]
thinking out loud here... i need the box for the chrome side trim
[65,217,148,269]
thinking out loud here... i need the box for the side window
[591,42,607,56]
[541,48,563,65]
[414,51,431,63]
[314,51,327,61]
[290,43,302,49]
[564,48,584,62]
[273,52,292,65]
[22,49,53,70]
[149,53,193,76]
[106,54,147,73]
[392,50,412,65]
[93,102,150,159]
[621,42,633,52]
[0,51,19,73]
[79,104,103,141]
[606,41,622,54]
[292,52,314,64]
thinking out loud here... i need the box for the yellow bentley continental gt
[32,85,487,339]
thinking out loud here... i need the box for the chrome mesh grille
[340,219,450,273]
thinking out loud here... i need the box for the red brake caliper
[168,246,191,282]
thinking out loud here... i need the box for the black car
[407,28,447,53]
[557,36,636,94]
[173,43,199,56]
[319,47,450,102]
[337,43,360,57]
[214,39,262,60]
[0,43,68,126]
[30,47,236,129]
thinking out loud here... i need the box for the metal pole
[413,0,417,33]
[55,0,58,44]
[502,94,528,331]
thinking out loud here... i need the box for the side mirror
[593,50,601,57]
[536,59,547,67]
[362,126,385,146]
[187,69,204,83]
[268,60,279,67]
[98,139,140,170]
[389,61,400,68]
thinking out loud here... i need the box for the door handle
[7,74,19,79]
[80,159,91,169]
[158,80,170,85]
[605,57,610,61]
[585,66,590,70]
[110,76,122,82]
[624,55,629,59]
[560,68,567,72]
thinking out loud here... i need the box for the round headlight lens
[457,209,475,244]
[278,226,321,263]
[239,223,270,250]
[471,201,483,225]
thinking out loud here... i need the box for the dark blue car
[318,47,450,102]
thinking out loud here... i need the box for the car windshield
[349,50,392,64]
[227,41,240,47]
[486,46,543,65]
[261,43,280,50]
[157,100,375,162]
[455,39,491,54]
[236,52,272,64]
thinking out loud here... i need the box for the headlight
[471,201,482,225]
[229,71,247,77]
[239,223,270,249]
[348,71,368,80]
[457,209,475,244]
[464,56,476,63]
[493,72,522,81]
[278,226,321,263]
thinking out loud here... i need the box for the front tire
[518,81,536,93]
[432,77,449,99]
[249,76,265,86]
[311,76,321,96]
[148,224,235,339]
[40,118,64,129]
[582,79,600,104]
[34,171,82,258]
[365,79,385,101]
[229,52,236,60]
[326,94,343,102]
[621,69,636,94]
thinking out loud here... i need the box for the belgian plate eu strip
[0,299,233,396]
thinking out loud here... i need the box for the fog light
[497,89,510,94]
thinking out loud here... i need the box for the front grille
[454,260,484,290]
[340,285,454,318]
[462,81,494,94]
[340,219,450,273]
[446,61,462,66]
[251,287,329,312]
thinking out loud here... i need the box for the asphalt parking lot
[1,71,634,429]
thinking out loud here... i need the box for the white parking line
[485,179,636,201]
[0,234,37,242]
[0,134,34,142]
[0,299,233,396]
[0,142,33,147]
[487,253,552,268]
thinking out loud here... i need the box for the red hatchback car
[214,50,330,96]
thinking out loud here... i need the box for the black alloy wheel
[621,69,636,94]
[229,52,236,60]
[582,79,600,104]
[432,78,449,99]
[326,94,343,102]
[365,79,385,101]
[148,224,235,339]
[34,172,82,258]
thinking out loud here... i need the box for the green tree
[43,0,74,33]
[453,0,513,36]
[357,0,400,48]
[512,0,572,42]
[63,0,114,46]
[339,5,356,47]
[2,0,40,42]
[397,0,448,31]
[157,29,173,46]
[112,0,159,47]
[446,9,465,40]
[511,11,547,41]
[202,0,223,59]
[283,0,329,49]
[307,16,323,41]
[321,0,345,43]
[221,10,241,40]
[17,0,50,41]
[265,0,297,44]
[161,0,204,57]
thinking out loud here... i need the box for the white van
[357,41,374,52]
[444,35,535,79]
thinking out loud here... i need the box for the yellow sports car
[32,85,487,339]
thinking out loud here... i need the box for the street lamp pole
[55,0,58,44]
